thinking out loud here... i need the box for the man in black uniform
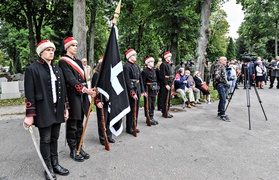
[59,37,96,162]
[159,51,173,118]
[141,57,159,125]
[24,40,69,179]
[123,49,146,135]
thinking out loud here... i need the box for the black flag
[96,25,130,136]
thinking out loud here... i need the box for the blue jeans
[216,84,227,115]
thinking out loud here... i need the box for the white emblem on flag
[110,62,124,95]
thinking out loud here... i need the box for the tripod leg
[253,84,268,121]
[246,84,251,130]
[225,76,240,112]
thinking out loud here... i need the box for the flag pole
[112,0,121,25]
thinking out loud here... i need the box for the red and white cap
[125,49,136,59]
[36,40,56,56]
[145,57,154,64]
[164,51,172,59]
[99,56,103,63]
[63,37,78,50]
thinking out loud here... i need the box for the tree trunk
[88,7,97,66]
[23,1,36,63]
[170,39,178,65]
[275,19,278,57]
[195,0,211,78]
[73,0,87,60]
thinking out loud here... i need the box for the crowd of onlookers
[163,55,279,109]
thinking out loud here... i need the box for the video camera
[240,54,257,62]
[185,59,194,67]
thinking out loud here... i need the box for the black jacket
[58,55,90,120]
[24,58,68,128]
[123,61,145,97]
[141,67,158,96]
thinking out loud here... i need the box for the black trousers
[126,96,140,132]
[96,102,112,142]
[270,76,279,88]
[38,123,61,161]
[160,86,171,115]
[144,95,156,119]
[66,115,84,149]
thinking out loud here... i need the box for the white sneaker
[207,101,211,104]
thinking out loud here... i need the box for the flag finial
[112,0,121,25]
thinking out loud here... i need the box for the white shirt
[49,65,57,103]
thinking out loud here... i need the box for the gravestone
[18,81,24,95]
[14,73,24,81]
[0,77,7,91]
[1,82,21,99]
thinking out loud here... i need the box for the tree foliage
[0,0,231,74]
[226,37,236,60]
[236,0,279,58]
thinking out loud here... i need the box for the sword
[23,123,54,180]
[65,121,67,147]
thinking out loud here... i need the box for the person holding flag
[123,49,147,135]
[141,56,159,125]
[58,37,95,162]
[91,57,115,146]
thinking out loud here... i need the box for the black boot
[70,147,84,162]
[44,159,57,180]
[51,156,69,176]
[77,141,90,159]
[80,148,90,159]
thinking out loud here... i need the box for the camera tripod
[225,64,267,130]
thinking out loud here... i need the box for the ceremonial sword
[23,123,54,180]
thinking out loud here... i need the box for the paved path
[0,83,279,180]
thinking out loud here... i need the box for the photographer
[241,57,255,89]
[185,59,195,75]
[214,56,230,122]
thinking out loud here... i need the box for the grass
[0,86,219,108]
[0,96,25,106]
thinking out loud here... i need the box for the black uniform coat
[24,58,68,128]
[159,61,172,114]
[123,61,145,131]
[141,66,158,97]
[141,66,158,118]
[123,61,145,97]
[58,55,90,120]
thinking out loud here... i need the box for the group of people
[23,36,183,179]
[24,38,96,180]
[27,36,279,179]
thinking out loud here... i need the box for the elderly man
[269,56,279,89]
[81,58,92,89]
[214,56,230,122]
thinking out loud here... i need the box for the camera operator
[214,56,230,122]
[185,59,195,75]
[241,57,255,89]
